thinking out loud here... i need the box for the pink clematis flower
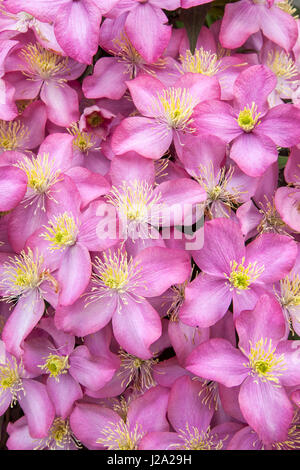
[186,294,300,445]
[139,375,242,450]
[6,413,82,450]
[220,0,298,52]
[0,101,47,153]
[55,245,191,359]
[70,385,170,450]
[194,65,300,176]
[83,15,172,101]
[107,0,180,64]
[111,73,220,160]
[4,35,86,126]
[0,340,55,438]
[0,247,59,357]
[179,217,297,327]
[5,0,107,64]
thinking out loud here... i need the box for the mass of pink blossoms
[0,0,300,452]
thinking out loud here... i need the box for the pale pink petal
[111,116,172,159]
[186,338,248,387]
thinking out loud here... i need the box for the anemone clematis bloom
[106,0,180,64]
[0,165,27,211]
[6,414,82,450]
[139,375,242,450]
[186,294,300,445]
[194,65,300,177]
[70,385,170,450]
[5,0,107,64]
[219,0,298,52]
[4,37,86,126]
[0,101,47,153]
[179,217,297,328]
[111,73,220,160]
[0,340,55,438]
[55,245,191,359]
[0,248,59,357]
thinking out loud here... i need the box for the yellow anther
[237,102,261,132]
[41,212,79,251]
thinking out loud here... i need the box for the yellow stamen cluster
[197,379,219,411]
[237,102,261,132]
[280,274,300,309]
[93,250,140,292]
[16,153,62,196]
[113,33,166,79]
[179,48,223,76]
[68,123,97,153]
[118,349,158,391]
[0,249,50,301]
[257,198,287,235]
[277,0,298,17]
[107,180,162,225]
[273,411,300,450]
[243,338,286,384]
[38,353,70,380]
[267,50,298,81]
[41,212,79,251]
[152,87,196,132]
[0,120,29,151]
[20,43,69,81]
[0,357,24,406]
[226,257,264,291]
[167,282,187,322]
[96,420,145,450]
[195,163,245,218]
[174,424,225,450]
[84,250,144,311]
[34,417,82,450]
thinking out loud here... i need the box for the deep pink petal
[57,244,91,306]
[112,295,162,360]
[179,274,232,328]
[19,378,55,439]
[230,132,278,177]
[239,375,293,445]
[186,338,248,387]
[111,116,172,159]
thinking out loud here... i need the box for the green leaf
[180,4,210,53]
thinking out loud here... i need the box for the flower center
[41,212,79,251]
[86,111,104,128]
[107,180,162,224]
[16,153,62,195]
[226,257,264,291]
[267,50,298,80]
[0,120,29,151]
[280,274,300,308]
[174,424,225,450]
[84,250,143,311]
[34,417,82,450]
[118,349,158,390]
[179,48,222,76]
[237,102,261,132]
[68,123,96,153]
[39,353,70,380]
[0,249,52,301]
[0,357,24,406]
[96,420,145,450]
[151,88,196,132]
[243,338,286,384]
[20,43,69,81]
